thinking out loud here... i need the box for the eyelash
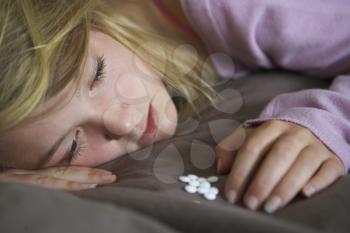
[68,130,87,163]
[91,55,106,89]
[67,56,106,163]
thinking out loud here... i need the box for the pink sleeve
[181,0,350,173]
[244,75,350,174]
[180,0,350,79]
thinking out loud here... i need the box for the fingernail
[246,196,259,210]
[304,186,316,197]
[88,184,97,188]
[216,159,222,174]
[264,196,282,214]
[97,169,113,175]
[101,174,117,181]
[226,190,237,204]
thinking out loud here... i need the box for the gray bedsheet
[1,71,349,233]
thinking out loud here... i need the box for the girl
[0,0,349,215]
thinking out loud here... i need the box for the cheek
[77,132,127,167]
[154,90,178,139]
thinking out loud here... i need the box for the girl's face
[2,30,178,169]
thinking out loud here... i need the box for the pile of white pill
[179,174,219,201]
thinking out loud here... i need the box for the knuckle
[278,155,293,167]
[240,142,258,156]
[272,144,289,157]
[300,145,320,161]
[284,133,303,146]
[284,176,300,190]
[88,168,107,177]
[215,144,234,159]
[330,154,342,165]
[66,181,83,190]
[227,169,247,190]
[264,120,284,129]
[274,139,297,154]
[45,166,70,177]
[262,120,276,128]
[232,168,245,179]
[249,180,271,198]
[294,126,312,139]
[303,146,325,162]
[218,136,241,152]
[65,181,92,191]
[257,178,271,191]
[275,177,303,200]
[215,144,225,154]
[328,158,345,176]
[33,175,50,185]
[55,166,69,176]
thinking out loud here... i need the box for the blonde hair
[0,0,218,132]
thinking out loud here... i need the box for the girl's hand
[0,166,117,191]
[215,120,345,213]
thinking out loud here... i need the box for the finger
[263,145,328,213]
[6,166,116,184]
[224,121,285,204]
[242,133,308,211]
[215,145,235,175]
[37,166,117,184]
[302,158,344,198]
[215,126,248,174]
[0,173,98,191]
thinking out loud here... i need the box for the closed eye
[90,55,106,89]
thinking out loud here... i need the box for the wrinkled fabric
[181,0,350,174]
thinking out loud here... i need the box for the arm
[244,74,350,174]
[214,74,350,213]
[181,0,350,79]
[182,0,350,159]
[0,165,116,191]
[193,0,350,212]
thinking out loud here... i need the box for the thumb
[215,145,235,175]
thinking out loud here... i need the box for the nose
[102,103,144,139]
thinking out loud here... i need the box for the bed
[1,71,349,233]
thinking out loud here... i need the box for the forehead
[13,31,113,121]
[0,31,140,169]
[0,34,102,169]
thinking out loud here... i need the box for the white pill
[207,176,219,183]
[197,186,210,195]
[204,192,217,201]
[199,181,211,189]
[185,185,197,194]
[198,177,206,183]
[209,187,219,195]
[179,176,191,183]
[188,174,198,180]
[189,180,200,187]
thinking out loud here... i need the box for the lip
[138,104,158,145]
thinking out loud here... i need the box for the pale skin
[0,0,345,213]
[0,30,178,190]
[216,120,345,213]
